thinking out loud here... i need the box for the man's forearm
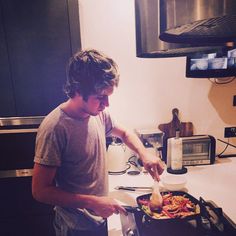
[33,185,98,209]
[120,130,147,157]
[33,185,127,218]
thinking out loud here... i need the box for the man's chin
[88,108,105,116]
[98,108,105,112]
[89,110,102,116]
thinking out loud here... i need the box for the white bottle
[170,130,183,170]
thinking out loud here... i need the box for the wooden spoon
[149,180,163,211]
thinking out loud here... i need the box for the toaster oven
[163,135,216,166]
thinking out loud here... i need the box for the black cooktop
[120,199,236,236]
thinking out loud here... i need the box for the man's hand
[89,196,127,218]
[139,151,165,181]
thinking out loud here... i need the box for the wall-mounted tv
[186,47,236,78]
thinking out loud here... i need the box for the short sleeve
[100,110,115,137]
[34,124,66,167]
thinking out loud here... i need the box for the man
[32,49,164,236]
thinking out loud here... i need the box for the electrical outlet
[224,127,236,138]
[233,95,236,106]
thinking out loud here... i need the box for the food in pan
[138,192,200,219]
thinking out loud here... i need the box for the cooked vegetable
[138,192,200,219]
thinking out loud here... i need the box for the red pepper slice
[162,208,174,218]
[180,199,188,208]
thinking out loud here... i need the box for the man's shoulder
[39,106,65,131]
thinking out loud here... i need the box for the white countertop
[107,157,236,235]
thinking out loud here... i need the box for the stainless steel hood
[135,0,236,58]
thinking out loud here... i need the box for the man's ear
[74,91,87,102]
[73,91,82,100]
[75,91,82,97]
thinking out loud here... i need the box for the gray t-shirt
[34,106,114,229]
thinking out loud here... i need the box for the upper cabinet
[0,0,81,117]
[0,5,16,116]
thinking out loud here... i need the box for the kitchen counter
[107,157,236,235]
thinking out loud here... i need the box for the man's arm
[32,163,126,217]
[111,124,164,180]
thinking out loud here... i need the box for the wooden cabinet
[0,0,81,117]
[0,6,16,117]
[0,177,55,236]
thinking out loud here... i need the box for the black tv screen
[186,47,236,78]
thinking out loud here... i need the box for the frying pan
[124,191,201,222]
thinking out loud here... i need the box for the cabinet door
[0,3,16,117]
[0,177,55,236]
[1,0,80,116]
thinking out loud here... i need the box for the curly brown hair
[64,49,120,101]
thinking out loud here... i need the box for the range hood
[135,0,236,58]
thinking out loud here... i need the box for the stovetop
[120,199,236,236]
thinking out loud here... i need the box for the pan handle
[122,205,139,213]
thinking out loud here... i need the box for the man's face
[81,86,114,116]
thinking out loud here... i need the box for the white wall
[78,0,236,155]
